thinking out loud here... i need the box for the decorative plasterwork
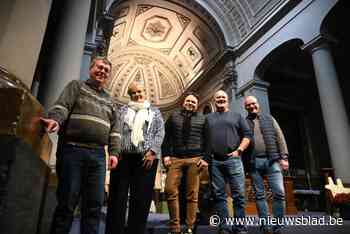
[107,0,225,108]
[110,6,130,18]
[142,16,172,42]
[130,6,187,49]
[107,0,295,47]
[107,48,184,106]
[195,0,292,46]
[180,39,202,68]
[111,22,126,40]
[136,5,153,16]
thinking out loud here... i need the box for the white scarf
[125,100,151,147]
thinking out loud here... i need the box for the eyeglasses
[96,65,111,73]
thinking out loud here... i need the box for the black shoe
[217,229,232,234]
[234,226,248,234]
[182,228,193,234]
[260,226,272,234]
[272,229,282,234]
[235,230,248,234]
[272,226,282,234]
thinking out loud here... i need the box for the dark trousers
[0,136,16,218]
[0,163,12,217]
[50,144,106,234]
[105,154,158,234]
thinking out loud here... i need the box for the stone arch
[320,0,346,37]
[254,39,304,80]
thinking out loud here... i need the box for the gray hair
[90,56,112,69]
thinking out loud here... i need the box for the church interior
[0,0,349,233]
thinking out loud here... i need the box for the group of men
[41,57,289,234]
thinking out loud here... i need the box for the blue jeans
[50,143,106,234]
[210,157,246,231]
[251,158,285,230]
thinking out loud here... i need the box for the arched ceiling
[106,0,292,47]
[104,0,292,108]
[106,0,225,108]
[197,0,292,47]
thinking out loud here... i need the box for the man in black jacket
[162,93,208,234]
[244,96,289,234]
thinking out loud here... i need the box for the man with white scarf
[105,82,165,234]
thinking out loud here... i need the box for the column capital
[84,42,97,53]
[238,78,270,95]
[301,35,337,53]
[237,78,270,114]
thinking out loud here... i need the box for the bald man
[204,90,252,234]
[244,96,289,234]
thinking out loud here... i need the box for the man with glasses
[41,57,119,234]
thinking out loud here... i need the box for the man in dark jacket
[41,57,119,234]
[244,96,289,234]
[162,93,208,234]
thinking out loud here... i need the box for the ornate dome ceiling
[106,0,225,108]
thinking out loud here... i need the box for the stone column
[302,36,350,183]
[238,78,271,114]
[37,0,92,169]
[38,0,92,109]
[230,81,240,112]
[221,59,241,113]
[80,42,97,81]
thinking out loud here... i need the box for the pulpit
[0,67,52,234]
